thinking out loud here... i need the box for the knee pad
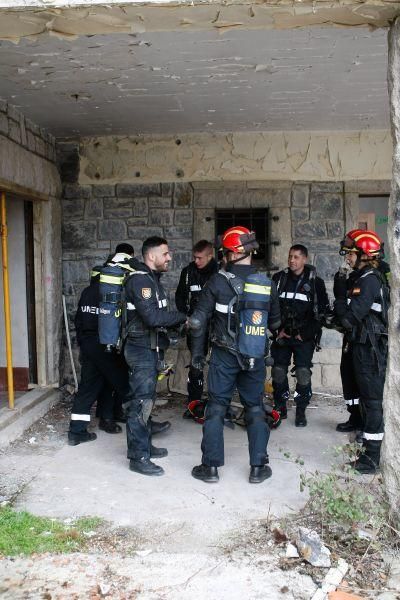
[245,405,266,426]
[295,367,311,387]
[272,365,287,385]
[140,398,153,424]
[205,403,227,423]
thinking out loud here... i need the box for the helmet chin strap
[226,251,251,265]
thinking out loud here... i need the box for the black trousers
[271,338,315,409]
[340,341,363,428]
[201,346,269,467]
[69,337,129,434]
[187,334,207,403]
[124,341,159,460]
[349,340,386,462]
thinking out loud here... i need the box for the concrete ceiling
[0,26,389,137]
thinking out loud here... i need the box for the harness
[276,266,319,322]
[347,268,389,373]
[124,270,169,355]
[215,269,271,369]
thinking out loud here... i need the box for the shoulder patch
[142,287,152,299]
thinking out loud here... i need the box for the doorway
[0,195,37,391]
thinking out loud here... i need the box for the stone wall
[61,178,353,389]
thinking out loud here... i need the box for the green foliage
[0,506,103,556]
[299,444,387,532]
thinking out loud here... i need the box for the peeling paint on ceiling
[0,27,388,137]
[0,1,400,44]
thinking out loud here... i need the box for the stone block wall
[0,98,57,164]
[62,181,194,318]
[61,178,347,390]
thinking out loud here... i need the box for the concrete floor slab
[11,398,347,551]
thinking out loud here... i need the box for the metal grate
[215,208,270,268]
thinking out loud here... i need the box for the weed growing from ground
[0,507,103,556]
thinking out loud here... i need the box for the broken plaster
[0,1,400,43]
[78,129,393,184]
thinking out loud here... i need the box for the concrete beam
[0,2,399,43]
[78,130,393,184]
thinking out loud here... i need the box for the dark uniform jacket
[272,266,329,342]
[175,258,219,315]
[334,265,388,343]
[125,259,186,349]
[75,281,100,344]
[191,263,281,357]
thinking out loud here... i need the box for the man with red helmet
[188,226,281,484]
[334,229,389,474]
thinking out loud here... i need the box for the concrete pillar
[383,19,400,520]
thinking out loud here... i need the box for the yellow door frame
[0,190,14,409]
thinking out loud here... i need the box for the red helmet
[340,229,383,259]
[220,226,259,253]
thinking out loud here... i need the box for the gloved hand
[264,355,274,367]
[187,316,202,331]
[333,271,347,299]
[191,355,206,370]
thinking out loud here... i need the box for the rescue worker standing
[271,245,329,427]
[333,230,388,474]
[175,240,218,420]
[68,255,133,445]
[124,236,187,477]
[189,226,281,484]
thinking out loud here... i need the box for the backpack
[97,253,136,351]
[220,270,271,365]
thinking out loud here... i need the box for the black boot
[99,419,122,434]
[150,445,168,458]
[336,420,357,432]
[249,465,272,484]
[337,406,363,432]
[150,420,171,435]
[191,464,219,483]
[295,406,307,427]
[68,431,97,446]
[129,457,164,476]
[353,440,381,474]
[114,410,127,424]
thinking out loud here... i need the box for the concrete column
[383,19,400,520]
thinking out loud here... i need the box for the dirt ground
[0,391,397,599]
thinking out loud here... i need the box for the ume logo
[245,325,266,336]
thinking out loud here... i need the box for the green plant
[299,444,387,532]
[0,507,104,556]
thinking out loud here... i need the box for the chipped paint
[78,129,393,184]
[0,1,400,44]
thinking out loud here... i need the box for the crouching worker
[189,226,281,484]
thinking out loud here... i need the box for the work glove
[191,355,206,371]
[187,316,202,331]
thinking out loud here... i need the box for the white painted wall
[0,196,29,367]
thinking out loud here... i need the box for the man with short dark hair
[175,240,218,420]
[271,244,329,427]
[124,236,187,476]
